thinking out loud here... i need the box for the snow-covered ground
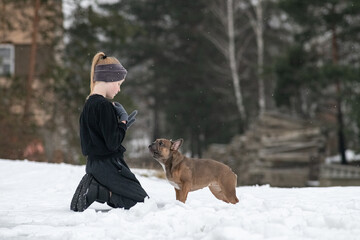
[0,159,360,240]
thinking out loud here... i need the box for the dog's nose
[148,144,151,148]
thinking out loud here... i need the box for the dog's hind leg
[209,185,229,203]
[223,188,239,204]
[221,173,239,204]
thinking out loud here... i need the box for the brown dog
[148,138,239,204]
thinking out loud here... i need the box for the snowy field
[1,159,360,240]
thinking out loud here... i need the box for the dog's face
[148,138,183,163]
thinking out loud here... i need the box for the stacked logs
[204,111,326,187]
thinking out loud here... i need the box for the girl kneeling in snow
[70,52,148,212]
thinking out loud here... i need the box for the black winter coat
[80,94,127,160]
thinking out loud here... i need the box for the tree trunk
[245,0,265,116]
[227,0,246,121]
[0,1,5,40]
[331,22,347,165]
[196,131,203,158]
[255,0,265,116]
[152,98,160,140]
[23,0,40,121]
[190,130,195,158]
[207,0,248,123]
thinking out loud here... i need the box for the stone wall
[320,163,360,186]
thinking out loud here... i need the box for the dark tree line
[276,0,360,164]
[1,0,359,163]
[57,0,360,161]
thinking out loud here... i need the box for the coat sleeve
[98,101,127,151]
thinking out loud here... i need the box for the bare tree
[207,0,269,123]
[241,0,265,116]
[227,0,247,120]
[207,0,252,123]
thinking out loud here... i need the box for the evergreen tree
[277,0,360,163]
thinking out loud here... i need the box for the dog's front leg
[177,183,190,203]
[175,188,181,201]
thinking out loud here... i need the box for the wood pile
[204,111,326,187]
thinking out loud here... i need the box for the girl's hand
[113,102,128,123]
[126,110,138,128]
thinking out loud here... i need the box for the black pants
[86,157,148,209]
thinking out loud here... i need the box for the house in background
[0,0,64,162]
[0,0,62,79]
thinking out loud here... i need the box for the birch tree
[207,0,251,123]
[241,0,266,116]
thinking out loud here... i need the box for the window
[0,44,15,76]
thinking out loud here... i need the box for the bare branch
[204,32,228,58]
[236,32,254,66]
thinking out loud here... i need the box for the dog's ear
[171,138,183,151]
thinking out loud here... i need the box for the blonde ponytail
[89,52,106,96]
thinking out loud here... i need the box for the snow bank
[0,159,360,240]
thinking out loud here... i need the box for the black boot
[70,174,90,211]
[76,175,110,212]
